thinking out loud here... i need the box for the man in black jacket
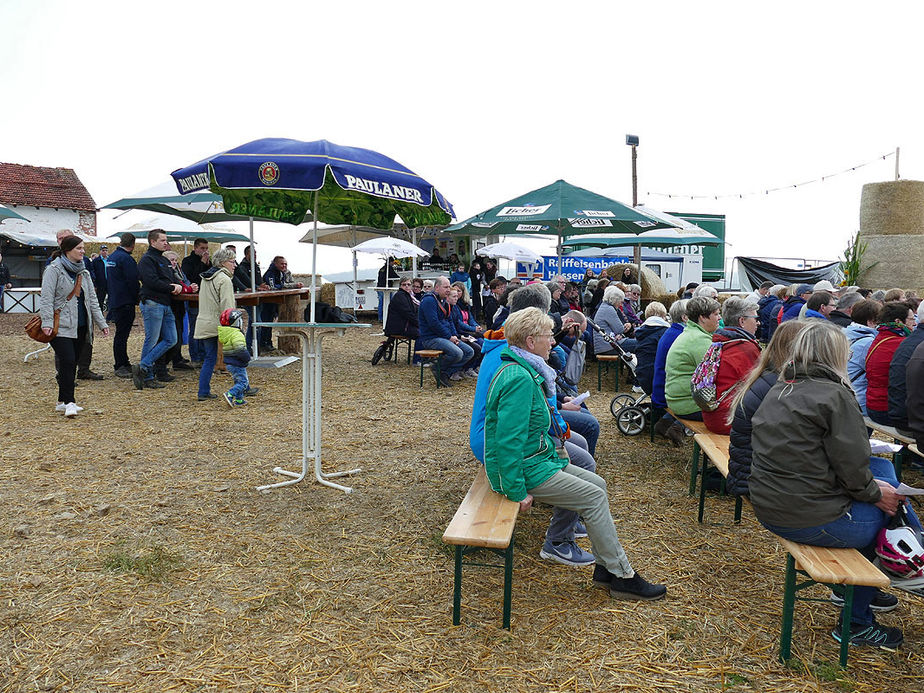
[906,339,924,451]
[888,302,924,433]
[132,229,182,390]
[180,238,211,365]
[234,245,265,352]
[107,233,139,377]
[828,290,863,328]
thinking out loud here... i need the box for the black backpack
[303,301,357,324]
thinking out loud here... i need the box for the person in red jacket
[702,296,762,435]
[866,301,916,426]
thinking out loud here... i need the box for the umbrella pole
[311,191,318,324]
[250,217,259,359]
[411,227,418,278]
[351,228,358,316]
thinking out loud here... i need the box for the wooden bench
[384,334,415,364]
[666,408,710,495]
[443,466,519,628]
[692,432,744,524]
[776,538,890,667]
[416,349,444,387]
[596,354,622,391]
[864,416,915,481]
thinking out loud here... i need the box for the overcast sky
[2,1,922,277]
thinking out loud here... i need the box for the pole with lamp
[626,134,641,276]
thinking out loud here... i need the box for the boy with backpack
[218,308,257,407]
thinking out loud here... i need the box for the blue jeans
[546,433,596,544]
[762,456,920,625]
[418,337,474,375]
[560,407,600,456]
[377,290,385,321]
[198,337,218,398]
[226,364,249,400]
[186,306,202,362]
[139,300,177,377]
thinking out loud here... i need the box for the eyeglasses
[533,333,555,339]
[744,315,759,319]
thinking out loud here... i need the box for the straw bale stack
[604,263,667,297]
[859,180,924,289]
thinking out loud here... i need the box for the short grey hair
[509,283,551,313]
[722,296,758,328]
[545,281,561,295]
[645,301,667,319]
[603,285,625,306]
[629,284,642,294]
[212,248,236,267]
[836,291,864,313]
[669,299,688,323]
[693,284,718,299]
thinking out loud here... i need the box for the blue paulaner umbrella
[171,137,454,321]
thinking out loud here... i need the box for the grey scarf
[509,345,557,399]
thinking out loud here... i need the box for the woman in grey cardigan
[592,285,637,355]
[40,236,108,417]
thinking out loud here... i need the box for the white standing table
[253,321,370,493]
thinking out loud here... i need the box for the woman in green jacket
[484,308,666,601]
[664,296,720,418]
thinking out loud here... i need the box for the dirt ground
[1,312,923,692]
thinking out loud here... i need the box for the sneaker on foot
[539,541,595,567]
[632,385,644,393]
[437,372,453,388]
[592,563,612,589]
[574,521,588,539]
[173,361,195,371]
[64,402,79,418]
[830,589,898,613]
[243,387,260,396]
[77,370,104,380]
[233,397,247,406]
[155,371,176,383]
[831,616,903,650]
[55,402,84,413]
[608,571,667,600]
[144,378,165,389]
[131,365,144,391]
[449,372,464,381]
[223,392,235,408]
[198,393,218,401]
[114,366,133,379]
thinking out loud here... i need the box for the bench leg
[779,553,797,662]
[419,359,425,388]
[614,362,619,390]
[698,457,709,523]
[435,357,442,388]
[734,496,742,524]
[838,586,854,668]
[452,545,463,626]
[502,538,514,630]
[597,361,603,392]
[688,440,701,496]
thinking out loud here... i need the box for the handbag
[24,275,82,343]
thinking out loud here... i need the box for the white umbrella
[476,241,542,263]
[352,238,428,333]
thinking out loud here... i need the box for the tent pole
[250,217,259,359]
[311,191,318,324]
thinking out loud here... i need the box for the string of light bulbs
[647,150,896,200]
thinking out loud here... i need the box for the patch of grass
[103,544,182,580]
[720,672,750,689]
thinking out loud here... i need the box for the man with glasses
[804,291,837,320]
[418,276,474,387]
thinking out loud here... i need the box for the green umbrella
[0,203,29,222]
[445,179,672,238]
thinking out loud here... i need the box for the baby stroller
[587,318,649,437]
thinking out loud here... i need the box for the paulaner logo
[259,162,280,186]
[177,172,210,193]
[343,175,424,203]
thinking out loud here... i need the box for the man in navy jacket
[418,276,474,387]
[106,233,140,377]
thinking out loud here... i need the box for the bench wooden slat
[863,416,914,445]
[666,407,710,436]
[777,538,889,588]
[911,443,923,459]
[443,466,519,549]
[693,433,730,477]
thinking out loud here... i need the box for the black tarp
[737,257,842,291]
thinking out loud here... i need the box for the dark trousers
[51,332,80,403]
[76,323,93,374]
[157,301,187,371]
[186,306,202,362]
[259,303,279,349]
[108,304,135,370]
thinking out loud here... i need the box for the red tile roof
[0,163,96,211]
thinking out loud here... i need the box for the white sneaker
[64,403,79,418]
[632,385,644,393]
[56,402,84,413]
[449,372,464,381]
[464,368,478,378]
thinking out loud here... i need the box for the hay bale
[853,234,924,291]
[604,263,667,297]
[859,180,924,236]
[319,282,336,305]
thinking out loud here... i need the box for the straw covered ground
[2,312,923,692]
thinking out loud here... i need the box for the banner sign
[516,255,633,282]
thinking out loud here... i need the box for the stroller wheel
[616,406,646,436]
[610,394,636,418]
[371,341,388,365]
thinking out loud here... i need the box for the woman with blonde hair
[484,308,666,600]
[750,320,918,649]
[725,319,806,496]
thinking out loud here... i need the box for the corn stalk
[840,231,878,285]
